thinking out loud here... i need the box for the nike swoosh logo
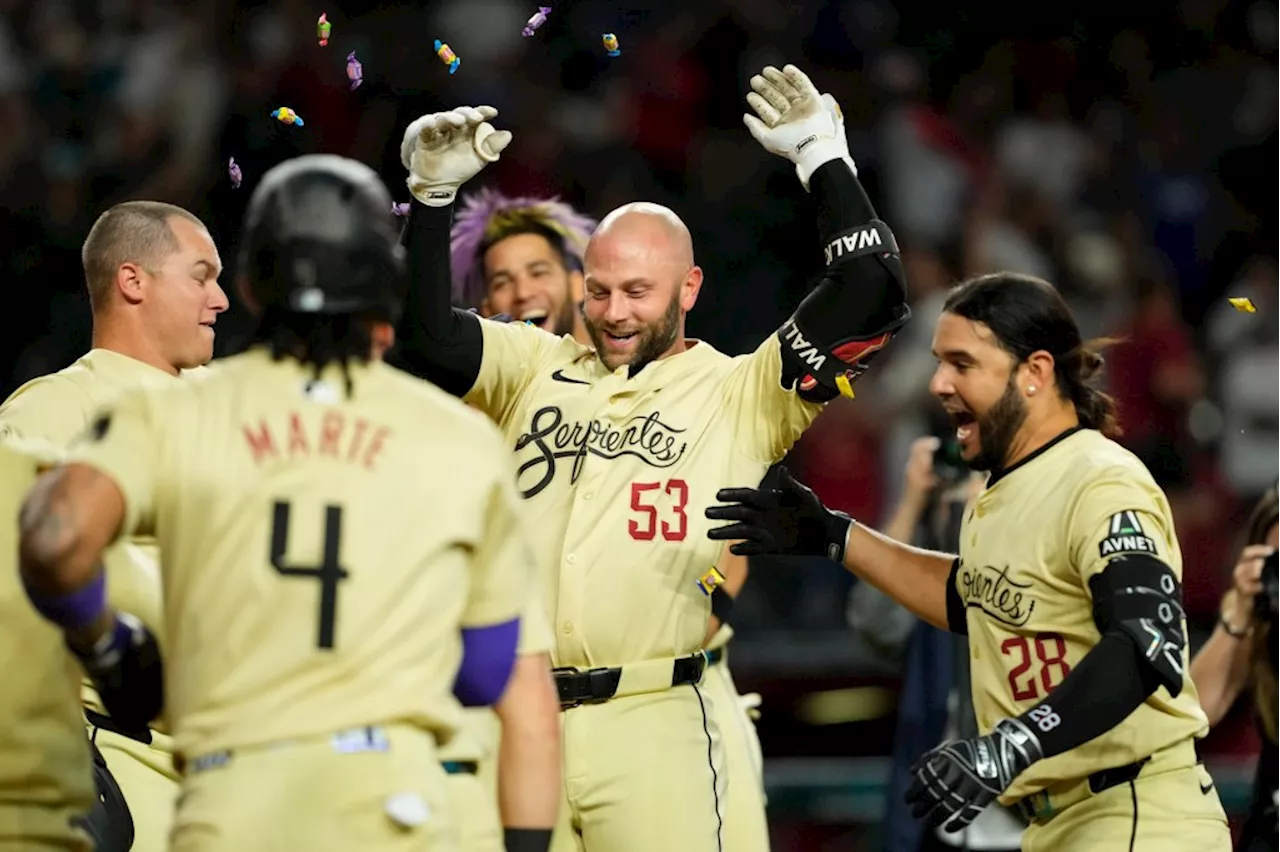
[1200,781,1215,795]
[551,369,590,385]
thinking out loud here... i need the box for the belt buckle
[553,666,614,709]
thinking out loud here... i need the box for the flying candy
[346,51,363,89]
[228,157,242,189]
[523,6,551,37]
[271,107,304,126]
[392,202,410,217]
[434,40,460,74]
[317,13,331,46]
[602,33,620,56]
[1229,297,1257,313]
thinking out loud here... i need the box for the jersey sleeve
[516,584,554,656]
[463,463,537,629]
[0,377,96,447]
[722,335,826,462]
[65,389,161,540]
[1067,470,1179,587]
[462,319,559,427]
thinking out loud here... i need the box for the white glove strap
[794,139,857,190]
[407,130,500,207]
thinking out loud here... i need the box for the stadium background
[0,0,1275,848]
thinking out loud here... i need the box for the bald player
[706,272,1232,852]
[450,191,769,850]
[0,200,229,852]
[17,154,541,852]
[391,66,909,851]
[0,437,95,852]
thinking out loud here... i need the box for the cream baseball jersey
[464,319,824,667]
[69,348,535,759]
[954,428,1208,804]
[439,587,555,764]
[0,348,204,722]
[0,438,95,841]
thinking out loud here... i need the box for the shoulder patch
[1099,510,1159,558]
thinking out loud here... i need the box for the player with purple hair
[450,189,596,340]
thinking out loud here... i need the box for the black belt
[1014,758,1147,823]
[553,654,706,710]
[442,761,477,775]
[85,708,153,746]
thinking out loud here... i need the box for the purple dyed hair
[450,188,598,308]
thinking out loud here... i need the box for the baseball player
[449,193,768,850]
[705,271,1232,852]
[0,200,229,852]
[390,64,909,851]
[17,154,543,851]
[0,437,95,852]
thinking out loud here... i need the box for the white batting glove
[744,65,857,189]
[400,105,513,207]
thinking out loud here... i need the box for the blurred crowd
[0,0,1276,839]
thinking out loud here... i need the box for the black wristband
[503,828,553,852]
[826,511,853,563]
[711,586,736,626]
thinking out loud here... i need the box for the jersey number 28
[269,501,350,650]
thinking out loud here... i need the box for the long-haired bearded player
[389,64,910,852]
[706,272,1232,852]
[448,192,772,851]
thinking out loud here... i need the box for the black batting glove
[705,466,852,562]
[71,611,164,732]
[905,717,1043,833]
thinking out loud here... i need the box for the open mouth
[603,330,638,347]
[950,409,976,441]
[520,309,548,326]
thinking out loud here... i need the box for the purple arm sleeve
[453,618,521,707]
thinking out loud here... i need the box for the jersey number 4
[269,501,350,650]
[1001,633,1071,701]
[629,480,689,541]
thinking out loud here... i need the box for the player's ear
[115,262,147,305]
[679,265,703,312]
[1023,349,1056,397]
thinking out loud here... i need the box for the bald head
[580,201,703,372]
[587,202,694,273]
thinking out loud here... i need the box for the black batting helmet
[239,154,406,321]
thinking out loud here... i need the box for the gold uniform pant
[1022,757,1230,852]
[171,725,457,852]
[552,683,726,852]
[444,769,503,852]
[0,804,91,852]
[87,725,179,852]
[701,655,770,852]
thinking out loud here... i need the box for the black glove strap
[826,512,853,563]
[504,828,553,852]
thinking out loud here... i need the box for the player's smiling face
[482,232,583,336]
[929,312,1030,472]
[581,207,702,372]
[142,216,229,369]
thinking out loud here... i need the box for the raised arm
[705,466,957,630]
[725,66,911,459]
[389,107,511,397]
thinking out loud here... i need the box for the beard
[583,291,681,373]
[550,297,578,337]
[968,373,1029,472]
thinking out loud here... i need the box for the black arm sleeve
[1013,632,1162,759]
[945,559,967,635]
[805,160,908,340]
[386,201,484,397]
